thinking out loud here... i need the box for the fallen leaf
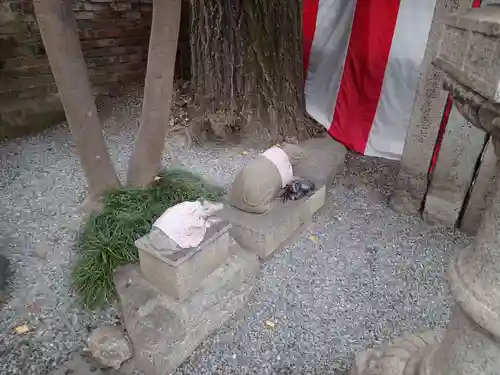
[154,176,161,181]
[240,150,249,155]
[309,235,319,244]
[14,324,30,334]
[264,320,276,328]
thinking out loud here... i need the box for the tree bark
[33,0,121,198]
[189,0,323,143]
[126,0,182,187]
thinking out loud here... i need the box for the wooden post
[33,0,121,198]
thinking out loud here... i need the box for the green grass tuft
[72,169,223,309]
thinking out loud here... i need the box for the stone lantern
[352,4,500,375]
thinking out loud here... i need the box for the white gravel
[0,88,473,375]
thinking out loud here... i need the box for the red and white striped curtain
[303,0,485,161]
[303,0,437,160]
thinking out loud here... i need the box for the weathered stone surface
[354,155,500,375]
[87,325,132,370]
[436,6,500,103]
[354,7,500,373]
[296,137,347,187]
[221,137,345,259]
[222,186,325,259]
[423,106,486,225]
[351,330,443,375]
[449,162,500,337]
[460,138,497,235]
[114,245,259,375]
[390,0,477,216]
[425,307,500,375]
[136,221,231,299]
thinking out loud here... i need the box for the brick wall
[0,0,153,138]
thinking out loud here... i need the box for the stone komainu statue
[227,144,305,214]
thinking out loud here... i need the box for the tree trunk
[189,0,323,144]
[126,0,182,187]
[33,0,121,198]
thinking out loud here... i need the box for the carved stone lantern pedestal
[352,5,500,375]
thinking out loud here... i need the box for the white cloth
[152,200,223,249]
[261,147,293,188]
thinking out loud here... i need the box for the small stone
[33,244,51,259]
[87,325,132,370]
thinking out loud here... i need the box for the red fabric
[302,0,320,77]
[328,0,401,153]
[429,96,453,174]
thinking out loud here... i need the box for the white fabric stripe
[364,0,437,160]
[304,0,356,128]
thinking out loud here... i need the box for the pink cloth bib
[261,147,293,188]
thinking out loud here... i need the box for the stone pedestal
[221,184,326,259]
[353,5,500,375]
[115,245,259,375]
[221,137,345,259]
[117,217,259,375]
[136,221,231,299]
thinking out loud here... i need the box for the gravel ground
[0,88,473,375]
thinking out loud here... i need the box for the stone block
[423,106,486,225]
[136,221,230,299]
[87,325,132,370]
[436,6,500,103]
[391,0,478,216]
[460,138,497,235]
[221,137,345,259]
[221,186,325,259]
[114,245,259,375]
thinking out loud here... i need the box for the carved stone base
[351,330,443,375]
